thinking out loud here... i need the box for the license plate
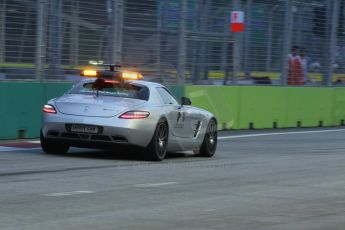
[70,125,98,134]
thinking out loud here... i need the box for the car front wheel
[40,131,69,154]
[199,119,217,157]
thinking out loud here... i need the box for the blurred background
[0,0,344,85]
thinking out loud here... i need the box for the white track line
[219,129,345,140]
[28,140,40,144]
[0,147,21,152]
[43,191,95,197]
[134,182,178,188]
[0,147,41,152]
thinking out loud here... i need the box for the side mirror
[181,96,192,106]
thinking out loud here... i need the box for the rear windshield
[69,81,149,101]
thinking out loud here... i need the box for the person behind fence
[299,47,309,84]
[287,46,303,85]
[287,46,297,85]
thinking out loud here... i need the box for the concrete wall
[1,82,345,139]
[0,82,184,139]
[0,82,72,139]
[185,86,345,129]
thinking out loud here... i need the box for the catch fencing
[0,0,344,85]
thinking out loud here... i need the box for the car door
[182,106,205,139]
[156,87,186,138]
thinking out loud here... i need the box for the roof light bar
[81,69,98,77]
[121,71,143,80]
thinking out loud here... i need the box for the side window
[156,87,178,105]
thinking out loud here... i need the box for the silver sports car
[40,67,217,161]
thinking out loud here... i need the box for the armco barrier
[0,82,184,139]
[185,86,345,130]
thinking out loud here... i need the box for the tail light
[119,111,150,119]
[43,104,57,114]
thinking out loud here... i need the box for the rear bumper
[44,137,139,150]
[41,113,157,148]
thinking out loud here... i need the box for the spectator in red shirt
[288,46,303,85]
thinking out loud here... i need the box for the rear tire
[145,119,169,161]
[40,131,69,154]
[199,119,217,157]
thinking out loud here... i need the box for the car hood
[55,94,146,117]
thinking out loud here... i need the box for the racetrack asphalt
[1,128,345,230]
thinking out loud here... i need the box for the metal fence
[0,0,344,85]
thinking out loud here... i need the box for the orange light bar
[121,71,143,80]
[81,69,98,77]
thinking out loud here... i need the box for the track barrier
[1,83,345,139]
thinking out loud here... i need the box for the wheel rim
[156,123,168,158]
[206,120,217,152]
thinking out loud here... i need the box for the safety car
[40,65,217,161]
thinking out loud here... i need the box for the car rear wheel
[199,119,217,157]
[40,131,69,154]
[145,119,169,161]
